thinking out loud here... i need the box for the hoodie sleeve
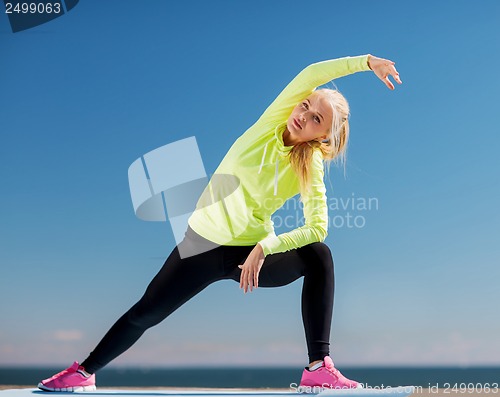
[258,150,328,256]
[257,55,371,126]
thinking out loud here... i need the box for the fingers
[372,57,403,90]
[238,265,251,293]
[247,274,254,293]
[390,64,402,85]
[380,69,402,90]
[238,264,259,293]
[383,76,395,90]
[393,71,402,85]
[239,265,251,292]
[254,269,259,289]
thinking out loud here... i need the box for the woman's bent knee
[301,242,334,275]
[309,242,332,258]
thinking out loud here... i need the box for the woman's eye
[314,116,320,123]
[302,102,308,109]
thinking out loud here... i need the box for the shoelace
[325,366,340,380]
[45,367,73,382]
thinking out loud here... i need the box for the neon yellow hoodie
[188,55,371,256]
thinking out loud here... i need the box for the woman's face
[284,92,333,146]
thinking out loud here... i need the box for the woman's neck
[282,128,296,147]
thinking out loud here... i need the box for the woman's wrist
[367,54,373,70]
[255,242,264,256]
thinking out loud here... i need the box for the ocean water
[1,366,499,388]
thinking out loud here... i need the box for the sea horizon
[1,365,499,389]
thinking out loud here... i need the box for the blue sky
[1,0,499,368]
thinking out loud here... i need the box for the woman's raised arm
[257,54,402,126]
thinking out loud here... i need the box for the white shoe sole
[38,382,97,392]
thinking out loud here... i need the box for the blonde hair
[288,88,350,193]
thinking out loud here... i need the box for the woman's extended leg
[38,227,229,391]
[81,242,226,374]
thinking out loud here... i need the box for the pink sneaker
[38,361,96,392]
[299,356,362,391]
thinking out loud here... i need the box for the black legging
[81,227,335,374]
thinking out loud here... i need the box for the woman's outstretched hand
[368,55,402,90]
[239,243,265,293]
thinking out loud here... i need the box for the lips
[293,118,302,130]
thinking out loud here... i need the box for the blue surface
[0,387,415,397]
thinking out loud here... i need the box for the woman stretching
[38,54,402,392]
